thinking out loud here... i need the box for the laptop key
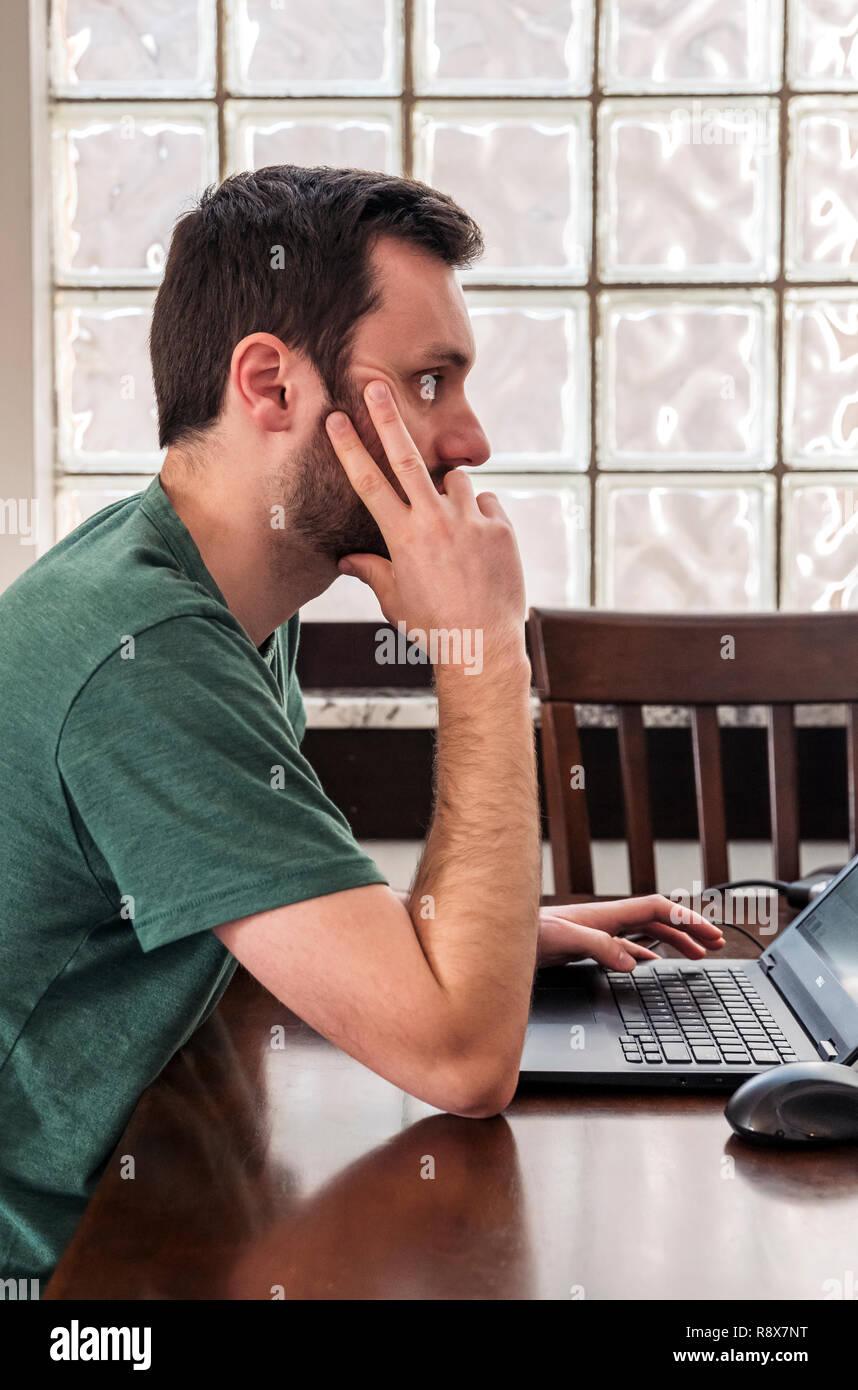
[750,1049,779,1063]
[691,1046,721,1062]
[662,1043,691,1062]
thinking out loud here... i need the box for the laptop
[519,856,858,1089]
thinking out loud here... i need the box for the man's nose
[441,413,492,470]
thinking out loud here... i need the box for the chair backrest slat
[617,706,657,895]
[767,704,800,883]
[690,706,729,887]
[539,703,594,897]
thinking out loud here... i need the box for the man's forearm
[405,645,542,1075]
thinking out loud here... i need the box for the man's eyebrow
[414,344,475,371]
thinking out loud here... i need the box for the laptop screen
[798,866,858,1006]
[765,857,858,1062]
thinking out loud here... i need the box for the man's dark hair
[150,164,485,449]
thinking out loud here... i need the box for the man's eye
[418,372,442,402]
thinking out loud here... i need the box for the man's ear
[229,332,295,433]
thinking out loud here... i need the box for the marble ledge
[302,690,853,732]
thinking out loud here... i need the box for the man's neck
[158,455,336,648]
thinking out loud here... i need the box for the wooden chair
[528,609,858,898]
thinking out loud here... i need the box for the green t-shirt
[0,475,388,1286]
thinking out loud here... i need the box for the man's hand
[326,382,527,667]
[536,896,726,970]
[322,381,542,1111]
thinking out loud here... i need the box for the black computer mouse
[725,1061,858,1145]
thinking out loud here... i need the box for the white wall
[0,0,52,594]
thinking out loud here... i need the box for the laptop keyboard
[606,965,800,1066]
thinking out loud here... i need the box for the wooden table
[45,903,858,1301]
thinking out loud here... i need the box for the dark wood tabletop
[44,899,858,1301]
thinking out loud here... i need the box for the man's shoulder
[0,490,239,725]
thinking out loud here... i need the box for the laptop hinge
[818,1039,838,1060]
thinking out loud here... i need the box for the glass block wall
[50,0,858,618]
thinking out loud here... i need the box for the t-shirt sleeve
[56,614,388,953]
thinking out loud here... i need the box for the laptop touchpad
[534,989,597,1023]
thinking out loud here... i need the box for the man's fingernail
[367,381,388,402]
[327,412,348,433]
[618,951,635,969]
[339,560,355,576]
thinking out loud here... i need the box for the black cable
[705,878,790,896]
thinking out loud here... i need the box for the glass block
[302,474,590,618]
[786,97,858,281]
[600,0,784,93]
[782,475,858,610]
[55,476,154,541]
[598,99,780,282]
[412,102,591,284]
[788,0,858,91]
[597,290,777,468]
[475,474,589,607]
[784,291,858,467]
[597,475,776,610]
[413,0,593,95]
[55,292,162,472]
[52,104,218,286]
[225,101,401,175]
[462,291,589,469]
[225,0,402,96]
[50,0,216,97]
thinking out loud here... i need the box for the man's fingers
[339,553,398,619]
[361,382,441,509]
[597,894,726,942]
[441,466,480,512]
[622,938,662,962]
[540,918,653,971]
[657,897,726,939]
[475,490,508,521]
[624,920,725,959]
[325,411,407,536]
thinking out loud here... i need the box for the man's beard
[281,375,395,563]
